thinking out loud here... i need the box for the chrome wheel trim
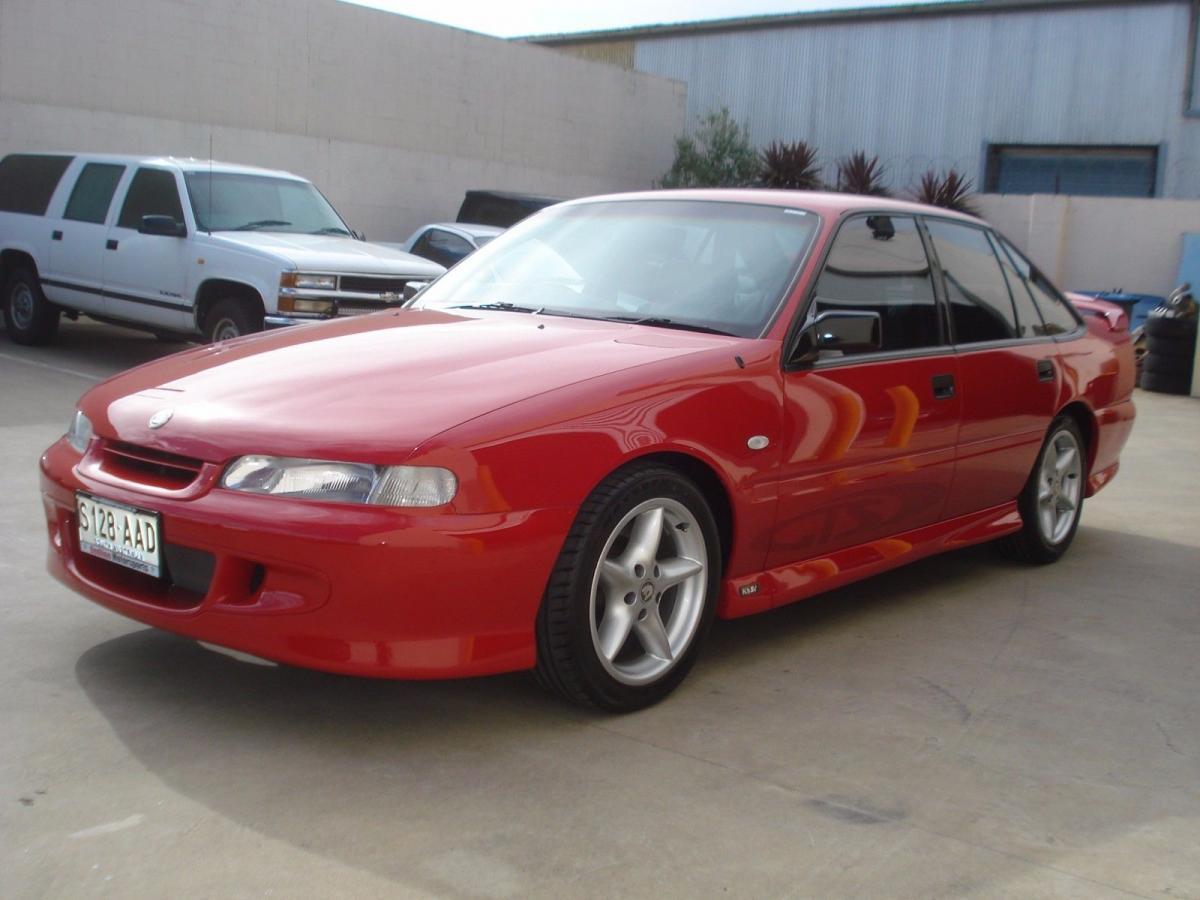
[211,317,240,341]
[10,283,34,330]
[588,497,708,686]
[1036,428,1083,545]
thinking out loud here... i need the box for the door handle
[931,373,956,400]
[106,239,119,251]
[51,230,62,241]
[1036,358,1055,382]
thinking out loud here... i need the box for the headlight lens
[280,272,337,291]
[66,410,93,453]
[222,455,457,507]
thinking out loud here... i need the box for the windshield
[184,172,350,235]
[414,199,819,337]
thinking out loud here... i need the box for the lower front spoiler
[41,444,577,679]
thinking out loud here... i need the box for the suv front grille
[339,275,409,294]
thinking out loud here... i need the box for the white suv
[0,154,445,345]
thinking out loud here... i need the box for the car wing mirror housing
[792,309,882,365]
[139,215,187,237]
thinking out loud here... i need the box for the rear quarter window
[0,154,74,215]
[995,236,1082,335]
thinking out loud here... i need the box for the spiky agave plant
[835,152,890,196]
[913,169,977,215]
[760,141,822,190]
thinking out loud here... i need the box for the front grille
[339,275,408,294]
[101,441,204,489]
[75,539,214,610]
[336,298,394,315]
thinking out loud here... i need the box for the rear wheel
[203,297,262,343]
[3,267,60,345]
[535,464,720,712]
[1001,417,1085,564]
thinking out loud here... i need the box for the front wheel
[203,297,262,343]
[535,464,721,711]
[1001,417,1086,564]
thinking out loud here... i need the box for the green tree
[660,108,759,188]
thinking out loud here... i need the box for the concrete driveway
[3,321,1198,899]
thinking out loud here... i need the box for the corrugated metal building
[529,0,1200,199]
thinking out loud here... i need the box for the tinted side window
[926,219,1017,343]
[0,154,73,215]
[987,231,1046,337]
[117,168,184,229]
[64,163,125,224]
[427,229,474,266]
[812,214,939,353]
[995,236,1081,336]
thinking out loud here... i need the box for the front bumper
[40,438,574,678]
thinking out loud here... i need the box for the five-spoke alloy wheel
[536,463,720,711]
[1002,416,1087,564]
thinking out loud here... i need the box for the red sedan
[39,191,1136,710]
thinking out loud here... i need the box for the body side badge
[747,435,769,450]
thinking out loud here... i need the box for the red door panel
[943,343,1058,518]
[768,352,961,568]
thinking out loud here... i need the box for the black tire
[1140,369,1193,395]
[3,266,60,345]
[535,463,721,712]
[1144,316,1197,340]
[1000,416,1086,565]
[1145,333,1197,358]
[203,297,262,343]
[1142,354,1194,377]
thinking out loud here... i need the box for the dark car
[456,189,561,228]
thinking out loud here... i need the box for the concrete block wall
[0,0,686,241]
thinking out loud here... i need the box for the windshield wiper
[233,219,292,231]
[449,302,544,314]
[603,315,736,336]
[311,227,351,236]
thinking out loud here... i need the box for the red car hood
[83,310,734,463]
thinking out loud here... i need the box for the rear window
[0,154,74,215]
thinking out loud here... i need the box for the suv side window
[811,214,939,354]
[925,219,1017,344]
[995,236,1081,335]
[64,163,126,224]
[117,168,184,230]
[0,154,74,215]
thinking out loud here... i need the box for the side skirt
[717,502,1023,619]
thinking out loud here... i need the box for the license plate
[76,493,162,578]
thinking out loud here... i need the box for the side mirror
[792,309,882,364]
[139,215,187,237]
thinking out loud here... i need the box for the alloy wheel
[1036,429,1083,545]
[588,498,708,685]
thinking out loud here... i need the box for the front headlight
[221,455,457,507]
[66,410,93,453]
[280,272,337,291]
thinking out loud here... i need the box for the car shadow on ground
[70,524,1200,895]
[0,320,191,377]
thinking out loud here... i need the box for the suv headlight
[222,455,457,507]
[280,272,338,291]
[66,410,93,453]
